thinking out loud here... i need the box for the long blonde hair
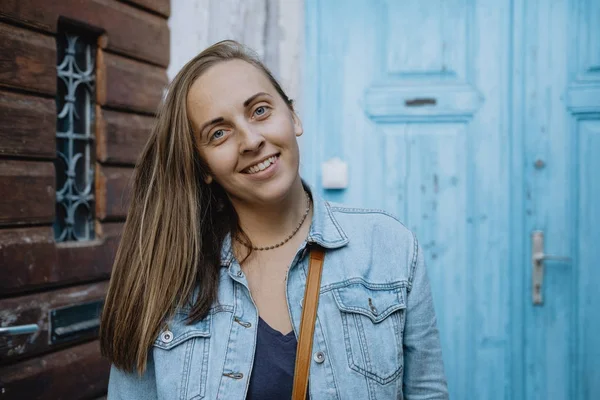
[100,40,294,374]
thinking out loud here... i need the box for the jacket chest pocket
[153,312,211,400]
[333,283,406,385]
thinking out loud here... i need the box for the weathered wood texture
[0,160,54,226]
[96,166,133,220]
[0,90,55,159]
[119,0,170,17]
[0,22,55,96]
[0,0,168,396]
[96,107,153,166]
[0,340,110,400]
[0,223,123,295]
[168,0,304,111]
[0,281,108,363]
[0,0,169,67]
[97,50,167,115]
[0,227,54,291]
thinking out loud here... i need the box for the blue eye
[211,129,225,140]
[254,106,267,116]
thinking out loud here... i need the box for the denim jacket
[108,184,449,399]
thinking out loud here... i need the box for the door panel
[381,122,470,397]
[305,0,599,399]
[577,119,600,399]
[523,0,600,398]
[571,13,600,395]
[304,1,511,398]
[523,2,572,399]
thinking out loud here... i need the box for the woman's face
[187,59,303,205]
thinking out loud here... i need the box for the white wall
[168,0,304,111]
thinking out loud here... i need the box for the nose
[239,123,265,154]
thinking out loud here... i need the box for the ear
[204,175,213,184]
[292,111,303,137]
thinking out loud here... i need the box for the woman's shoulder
[326,201,404,222]
[325,200,416,247]
[320,200,419,285]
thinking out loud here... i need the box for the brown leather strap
[292,248,325,400]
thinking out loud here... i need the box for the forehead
[187,59,275,112]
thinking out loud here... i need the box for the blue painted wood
[364,84,483,122]
[522,0,600,399]
[576,119,600,399]
[303,0,600,399]
[509,0,527,397]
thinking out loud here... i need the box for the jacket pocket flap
[153,312,212,350]
[333,283,406,323]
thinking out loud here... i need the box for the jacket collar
[219,179,348,266]
[305,180,349,249]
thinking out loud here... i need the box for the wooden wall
[0,1,169,398]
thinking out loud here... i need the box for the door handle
[532,231,571,305]
[0,324,39,336]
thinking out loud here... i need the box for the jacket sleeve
[107,351,158,400]
[402,238,449,399]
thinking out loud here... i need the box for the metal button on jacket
[223,372,244,379]
[160,330,174,343]
[234,316,252,328]
[314,351,325,364]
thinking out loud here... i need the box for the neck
[230,176,311,250]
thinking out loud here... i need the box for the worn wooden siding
[0,0,169,398]
[1,0,305,397]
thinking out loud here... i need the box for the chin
[247,172,298,202]
[256,177,295,202]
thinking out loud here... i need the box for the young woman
[101,40,448,399]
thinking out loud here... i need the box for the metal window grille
[54,30,96,242]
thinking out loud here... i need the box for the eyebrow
[243,92,271,107]
[199,92,272,136]
[199,117,224,136]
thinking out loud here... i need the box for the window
[54,28,96,242]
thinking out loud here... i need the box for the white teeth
[245,156,278,174]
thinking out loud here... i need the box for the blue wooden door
[519,1,600,399]
[302,0,600,399]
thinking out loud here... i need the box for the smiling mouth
[242,154,280,174]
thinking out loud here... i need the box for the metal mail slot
[405,98,437,107]
[49,300,104,345]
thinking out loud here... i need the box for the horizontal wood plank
[0,90,55,159]
[0,222,123,295]
[96,166,133,221]
[0,340,109,400]
[0,281,108,363]
[0,22,55,95]
[97,50,167,114]
[0,160,55,226]
[0,226,55,290]
[96,107,153,165]
[0,0,169,67]
[119,0,170,17]
[55,222,122,281]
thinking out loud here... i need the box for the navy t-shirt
[246,317,300,399]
